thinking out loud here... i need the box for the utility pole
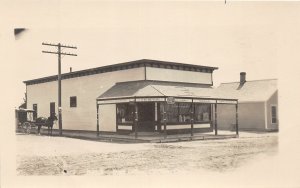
[42,42,77,136]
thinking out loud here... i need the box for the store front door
[138,103,155,132]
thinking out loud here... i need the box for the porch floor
[26,129,238,143]
[100,132,238,143]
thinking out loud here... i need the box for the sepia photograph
[1,0,300,187]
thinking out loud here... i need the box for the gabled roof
[216,79,277,103]
[97,80,234,101]
[24,59,218,85]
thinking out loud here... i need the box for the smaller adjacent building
[216,72,278,131]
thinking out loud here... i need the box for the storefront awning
[97,81,237,104]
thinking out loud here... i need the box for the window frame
[116,103,135,124]
[194,103,211,123]
[70,96,77,108]
[161,103,212,124]
[271,105,277,124]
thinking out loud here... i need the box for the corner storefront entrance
[137,103,156,132]
[114,100,216,135]
[96,80,239,138]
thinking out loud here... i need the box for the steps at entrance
[129,132,160,136]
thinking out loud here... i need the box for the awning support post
[156,103,161,132]
[235,102,239,137]
[191,100,194,137]
[96,104,99,137]
[214,103,218,136]
[162,102,167,139]
[134,102,138,139]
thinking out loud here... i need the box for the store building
[216,73,278,131]
[24,59,238,136]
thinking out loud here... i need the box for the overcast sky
[2,1,298,107]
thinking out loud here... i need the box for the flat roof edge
[24,59,218,85]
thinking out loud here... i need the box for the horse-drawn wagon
[15,108,57,135]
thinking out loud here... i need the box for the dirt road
[17,132,278,175]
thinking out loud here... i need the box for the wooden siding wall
[99,104,116,132]
[27,67,145,131]
[146,67,212,85]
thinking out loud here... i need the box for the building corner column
[191,100,194,137]
[236,102,239,137]
[134,102,138,139]
[214,103,218,136]
[96,104,99,137]
[162,102,167,138]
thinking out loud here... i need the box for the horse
[36,114,58,136]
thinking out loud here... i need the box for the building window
[33,104,37,120]
[271,105,277,124]
[160,103,211,124]
[163,103,180,123]
[70,96,77,107]
[116,103,135,123]
[178,103,192,123]
[194,104,211,122]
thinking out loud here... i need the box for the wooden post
[58,43,62,136]
[162,102,167,138]
[236,102,239,136]
[157,103,161,132]
[96,104,99,137]
[191,101,194,137]
[42,42,77,136]
[134,102,138,139]
[214,103,218,136]
[210,104,213,130]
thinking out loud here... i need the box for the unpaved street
[17,132,278,175]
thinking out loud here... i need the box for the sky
[1,1,291,107]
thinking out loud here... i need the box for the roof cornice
[24,59,218,85]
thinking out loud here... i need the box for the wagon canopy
[17,108,35,112]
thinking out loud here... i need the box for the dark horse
[36,114,58,136]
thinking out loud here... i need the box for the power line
[42,42,77,49]
[42,42,78,136]
[42,51,77,56]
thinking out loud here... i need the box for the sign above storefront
[193,99,216,103]
[175,98,193,103]
[217,100,238,104]
[136,98,165,102]
[98,98,134,104]
[167,97,175,104]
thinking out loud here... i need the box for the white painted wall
[26,81,58,118]
[27,67,144,131]
[99,104,116,132]
[146,67,212,84]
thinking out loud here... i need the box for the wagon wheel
[22,122,32,134]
